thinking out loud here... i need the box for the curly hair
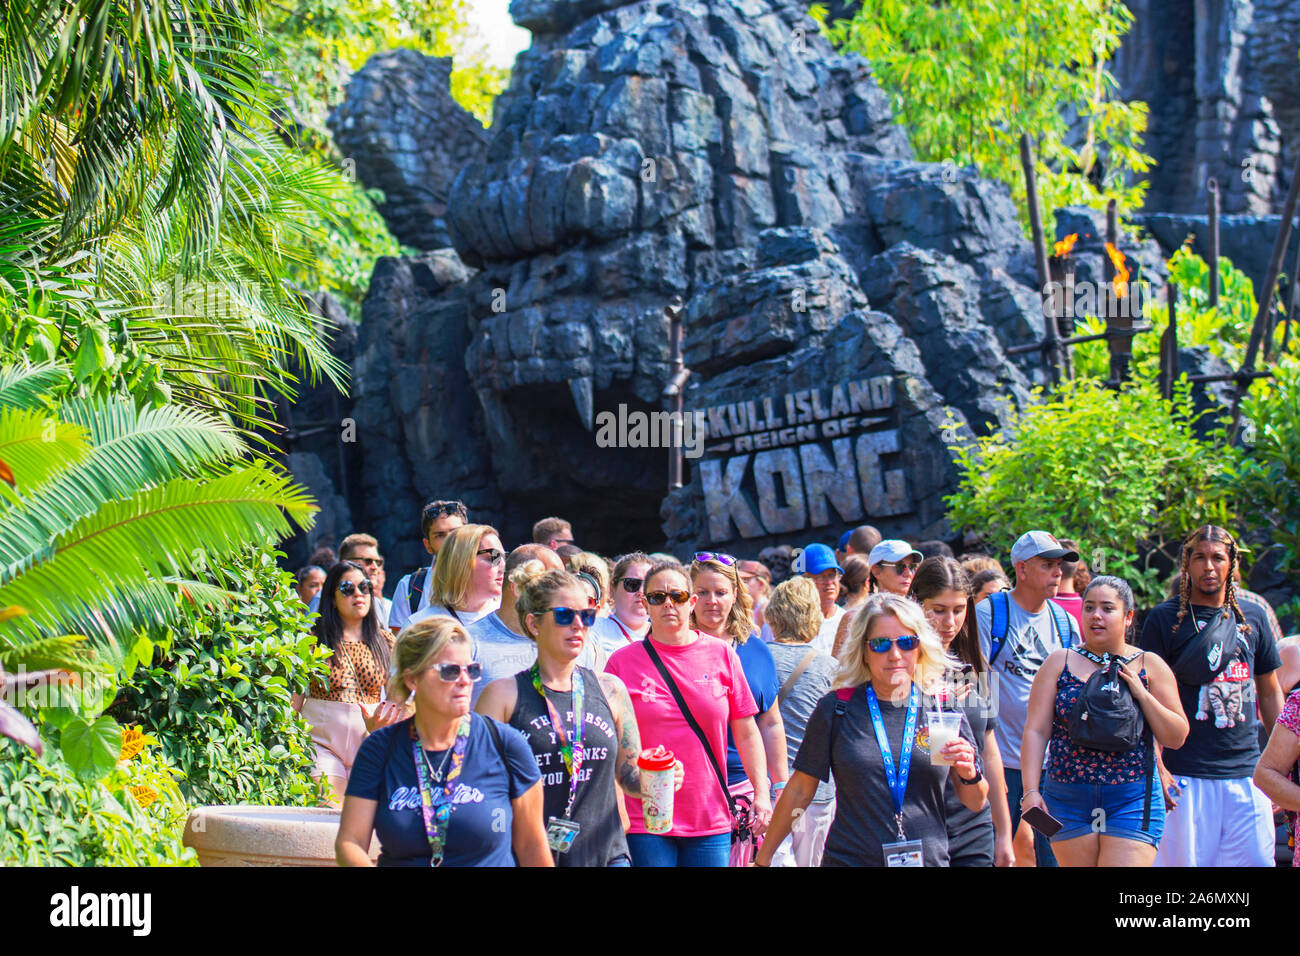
[1175,525,1246,632]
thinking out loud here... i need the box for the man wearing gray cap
[975,530,1081,867]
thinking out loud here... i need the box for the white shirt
[407,598,500,629]
[388,566,435,632]
[590,613,649,660]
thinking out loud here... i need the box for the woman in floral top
[1255,687,1300,865]
[1020,576,1188,866]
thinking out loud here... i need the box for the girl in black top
[477,570,680,866]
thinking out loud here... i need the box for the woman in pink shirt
[606,562,771,867]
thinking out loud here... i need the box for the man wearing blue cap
[975,530,1081,867]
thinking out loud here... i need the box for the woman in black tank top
[476,570,678,866]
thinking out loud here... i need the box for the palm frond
[0,363,67,409]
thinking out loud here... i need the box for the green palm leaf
[0,405,87,494]
[0,363,67,409]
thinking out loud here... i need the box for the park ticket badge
[883,839,924,867]
[547,817,581,853]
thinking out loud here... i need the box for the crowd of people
[290,501,1300,868]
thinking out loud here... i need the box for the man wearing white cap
[975,530,1081,867]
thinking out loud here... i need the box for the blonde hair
[834,593,952,696]
[689,557,754,644]
[430,523,499,610]
[765,576,822,644]
[516,569,586,641]
[387,617,473,703]
[565,551,611,609]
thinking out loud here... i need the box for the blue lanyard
[865,684,919,838]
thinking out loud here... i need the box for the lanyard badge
[413,714,471,867]
[866,684,925,867]
[532,665,586,852]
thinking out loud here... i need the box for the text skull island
[695,377,912,542]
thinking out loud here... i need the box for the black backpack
[1068,650,1145,752]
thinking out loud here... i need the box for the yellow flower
[128,785,158,808]
[119,726,147,763]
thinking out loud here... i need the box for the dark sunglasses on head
[425,501,467,518]
[878,560,920,573]
[866,635,921,653]
[616,577,644,593]
[436,662,483,682]
[645,589,692,606]
[476,548,505,565]
[546,606,598,627]
[694,551,736,566]
[337,579,372,596]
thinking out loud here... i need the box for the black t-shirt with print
[1139,597,1282,779]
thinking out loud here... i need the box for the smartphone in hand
[1020,805,1063,838]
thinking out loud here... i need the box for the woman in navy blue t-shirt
[335,617,552,867]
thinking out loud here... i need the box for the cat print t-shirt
[1140,597,1282,779]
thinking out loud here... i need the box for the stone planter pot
[183,805,379,866]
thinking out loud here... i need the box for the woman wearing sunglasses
[690,552,788,865]
[336,617,552,867]
[477,570,680,866]
[909,557,1015,867]
[407,524,506,632]
[605,563,771,867]
[298,561,405,807]
[591,552,653,657]
[755,593,987,867]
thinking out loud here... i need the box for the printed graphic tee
[347,715,540,866]
[1139,597,1281,779]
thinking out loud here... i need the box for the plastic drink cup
[927,712,961,766]
[637,746,676,833]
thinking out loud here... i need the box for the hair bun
[508,558,547,590]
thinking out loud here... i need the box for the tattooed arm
[599,672,643,797]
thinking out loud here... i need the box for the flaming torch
[1048,233,1080,378]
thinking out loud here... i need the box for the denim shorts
[1042,776,1166,847]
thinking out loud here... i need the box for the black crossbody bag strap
[642,639,736,814]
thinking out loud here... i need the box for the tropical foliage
[817,0,1153,234]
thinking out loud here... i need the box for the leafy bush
[112,547,331,807]
[945,378,1235,605]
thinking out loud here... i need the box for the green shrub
[944,378,1235,606]
[112,546,331,807]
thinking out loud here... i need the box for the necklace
[420,738,456,784]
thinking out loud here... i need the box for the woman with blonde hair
[755,593,988,867]
[406,524,505,632]
[335,617,552,867]
[477,569,681,866]
[763,576,837,866]
[690,552,788,865]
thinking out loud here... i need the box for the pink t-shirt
[1052,593,1083,630]
[606,632,758,836]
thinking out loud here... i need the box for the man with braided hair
[1139,525,1285,866]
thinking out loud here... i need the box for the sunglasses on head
[616,577,644,593]
[694,551,736,566]
[476,548,505,565]
[545,606,598,627]
[435,662,483,682]
[425,502,467,518]
[866,635,921,653]
[337,579,372,596]
[645,589,692,606]
[878,560,920,573]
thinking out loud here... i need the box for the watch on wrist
[958,768,983,785]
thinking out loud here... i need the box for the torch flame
[1053,233,1079,257]
[1106,242,1129,298]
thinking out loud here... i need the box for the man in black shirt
[1139,526,1284,866]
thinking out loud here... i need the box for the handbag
[642,639,753,848]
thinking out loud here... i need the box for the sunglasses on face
[645,590,692,606]
[354,556,384,568]
[616,577,644,593]
[866,635,921,653]
[337,580,372,596]
[435,662,483,683]
[546,606,598,627]
[878,561,920,574]
[694,551,736,566]
[476,548,505,565]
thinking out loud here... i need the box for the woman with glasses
[690,552,788,865]
[477,570,680,866]
[335,617,552,867]
[298,561,405,807]
[909,557,1015,867]
[867,540,923,596]
[606,562,772,867]
[755,593,988,867]
[591,553,653,657]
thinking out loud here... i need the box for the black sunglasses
[354,556,385,568]
[546,607,598,627]
[616,577,644,593]
[476,548,505,565]
[436,662,483,683]
[878,560,920,574]
[425,501,467,519]
[645,589,691,606]
[337,579,372,596]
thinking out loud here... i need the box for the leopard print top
[311,630,395,704]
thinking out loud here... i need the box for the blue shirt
[346,715,541,866]
[726,634,778,785]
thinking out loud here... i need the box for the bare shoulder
[475,676,519,721]
[597,671,628,698]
